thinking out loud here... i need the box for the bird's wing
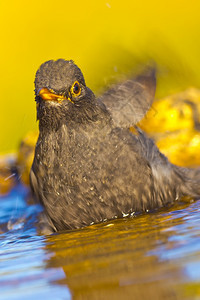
[99,68,156,127]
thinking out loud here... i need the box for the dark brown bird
[30,59,200,232]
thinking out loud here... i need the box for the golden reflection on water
[43,200,200,300]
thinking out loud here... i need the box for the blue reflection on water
[0,183,71,300]
[184,261,200,281]
[147,201,200,284]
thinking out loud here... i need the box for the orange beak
[38,88,68,102]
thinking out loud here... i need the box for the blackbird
[30,59,200,232]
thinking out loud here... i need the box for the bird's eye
[71,81,81,97]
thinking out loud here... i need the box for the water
[0,183,200,299]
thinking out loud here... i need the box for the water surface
[0,183,200,300]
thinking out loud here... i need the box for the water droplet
[122,212,129,217]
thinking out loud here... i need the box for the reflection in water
[0,232,71,300]
[0,185,70,300]
[45,200,200,300]
[0,184,200,299]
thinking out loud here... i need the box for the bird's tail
[173,165,200,199]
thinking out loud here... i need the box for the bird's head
[34,59,156,132]
[34,59,107,130]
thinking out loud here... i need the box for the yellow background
[0,0,200,153]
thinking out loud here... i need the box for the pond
[0,182,200,299]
